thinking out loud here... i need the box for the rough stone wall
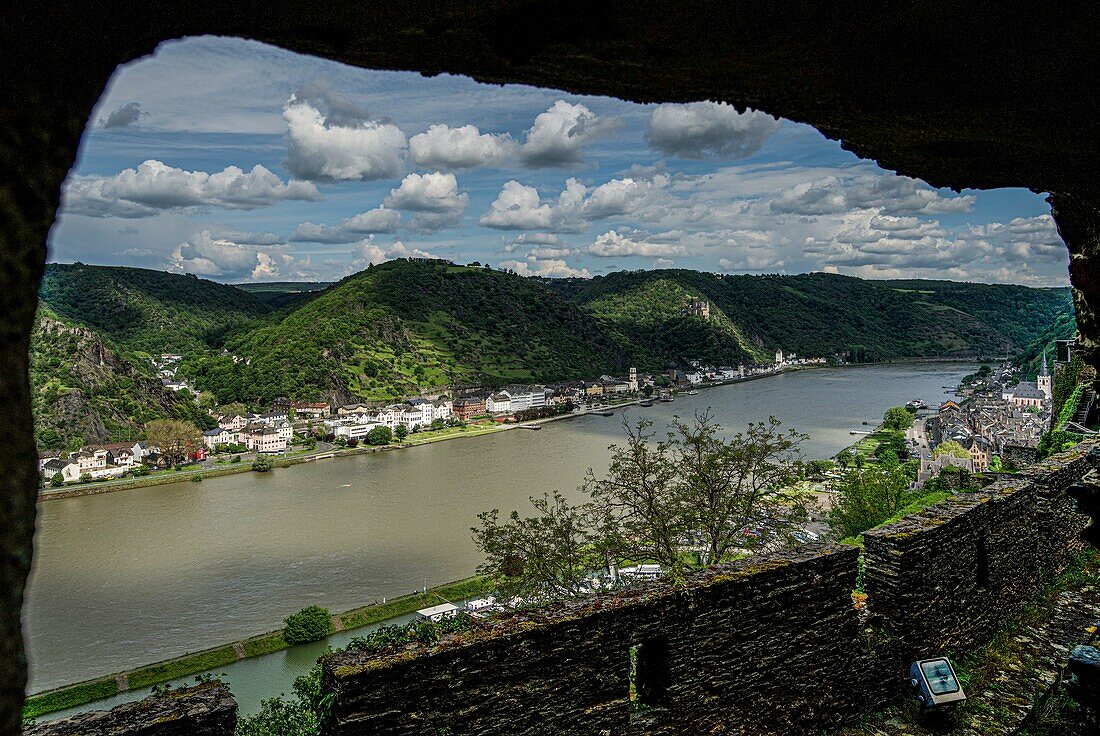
[323,545,867,736]
[23,682,236,736]
[1002,443,1039,469]
[320,442,1098,736]
[863,442,1096,659]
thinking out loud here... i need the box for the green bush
[252,456,274,472]
[50,472,64,488]
[230,455,241,463]
[283,605,334,645]
[190,474,202,483]
[366,426,392,446]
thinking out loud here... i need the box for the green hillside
[1017,301,1077,378]
[551,270,1072,365]
[31,306,213,448]
[32,260,1074,440]
[182,260,630,405]
[40,263,271,354]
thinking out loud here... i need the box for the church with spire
[1038,351,1052,400]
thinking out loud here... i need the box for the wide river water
[26,362,970,698]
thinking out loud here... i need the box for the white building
[273,419,294,442]
[416,602,461,622]
[486,391,512,414]
[202,427,239,449]
[1038,352,1053,400]
[327,418,383,440]
[618,564,663,581]
[243,425,287,454]
[218,414,247,431]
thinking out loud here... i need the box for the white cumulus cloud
[167,231,308,281]
[384,172,469,232]
[646,102,779,159]
[62,159,319,218]
[282,95,406,181]
[519,100,618,167]
[409,124,518,169]
[290,206,402,243]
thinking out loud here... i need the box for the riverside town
[7,9,1100,736]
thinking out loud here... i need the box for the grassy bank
[23,575,491,720]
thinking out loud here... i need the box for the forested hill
[545,270,1072,366]
[40,263,272,354]
[34,260,1073,426]
[182,260,631,405]
[30,307,212,448]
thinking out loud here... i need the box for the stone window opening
[628,637,670,713]
[976,538,990,589]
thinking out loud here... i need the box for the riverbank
[26,361,974,702]
[23,575,492,720]
[33,375,726,502]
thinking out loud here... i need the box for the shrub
[346,438,358,448]
[283,605,334,645]
[366,426,392,446]
[131,465,150,477]
[882,406,914,431]
[252,456,274,472]
[50,472,64,488]
[230,455,241,463]
[190,474,202,483]
[79,473,92,484]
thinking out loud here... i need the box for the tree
[642,384,654,398]
[366,426,392,446]
[394,424,409,441]
[472,415,814,600]
[472,492,604,600]
[36,428,63,450]
[50,472,64,487]
[79,473,92,484]
[829,464,914,540]
[882,406,915,431]
[219,402,249,417]
[672,413,809,565]
[874,430,908,462]
[252,456,274,472]
[932,440,970,460]
[283,605,334,644]
[584,419,685,576]
[145,419,202,466]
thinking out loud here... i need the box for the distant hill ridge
[34,260,1073,436]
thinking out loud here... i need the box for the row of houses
[203,420,293,453]
[39,441,158,483]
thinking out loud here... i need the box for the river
[26,362,971,705]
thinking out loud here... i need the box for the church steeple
[1037,349,1052,400]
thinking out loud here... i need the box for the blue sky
[49,36,1067,286]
